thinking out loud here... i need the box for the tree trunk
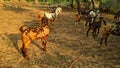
[35,0,39,6]
[99,0,102,8]
[91,0,94,9]
[76,0,80,14]
[70,0,74,8]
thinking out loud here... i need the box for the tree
[70,0,74,8]
[76,0,80,14]
[35,0,39,6]
[91,0,95,9]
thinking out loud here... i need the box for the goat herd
[19,6,120,60]
[76,8,120,45]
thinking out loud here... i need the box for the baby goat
[19,23,49,60]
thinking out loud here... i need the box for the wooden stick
[69,52,86,68]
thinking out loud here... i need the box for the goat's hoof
[43,48,47,52]
[24,56,30,60]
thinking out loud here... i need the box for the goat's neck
[43,24,49,28]
[55,9,60,17]
[54,12,57,18]
[54,12,58,17]
[98,19,103,24]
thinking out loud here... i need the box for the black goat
[86,17,107,39]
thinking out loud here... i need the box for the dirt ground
[0,6,120,68]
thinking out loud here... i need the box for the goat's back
[19,26,49,40]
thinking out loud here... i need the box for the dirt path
[0,6,120,68]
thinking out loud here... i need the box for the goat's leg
[92,31,96,39]
[94,29,97,38]
[49,20,54,31]
[97,28,100,37]
[42,36,48,51]
[100,37,104,45]
[113,17,116,22]
[50,20,54,27]
[42,40,47,51]
[85,21,87,26]
[21,37,31,60]
[92,28,96,39]
[116,17,118,22]
[84,19,88,29]
[86,28,91,37]
[22,47,29,60]
[105,37,108,45]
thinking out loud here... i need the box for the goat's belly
[36,32,45,38]
[27,31,37,40]
[36,29,49,38]
[46,15,52,19]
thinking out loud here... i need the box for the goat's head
[55,7,62,16]
[99,17,103,20]
[99,17,107,25]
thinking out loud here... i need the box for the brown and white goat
[38,7,62,26]
[19,23,49,59]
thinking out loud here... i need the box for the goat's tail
[19,26,25,33]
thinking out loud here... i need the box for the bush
[102,0,120,13]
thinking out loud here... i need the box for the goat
[84,9,101,27]
[38,7,62,26]
[19,23,49,60]
[86,17,106,39]
[75,9,90,26]
[113,10,120,22]
[89,9,101,23]
[100,23,120,45]
[75,13,82,23]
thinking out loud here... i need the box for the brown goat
[100,25,111,45]
[75,13,89,27]
[19,24,49,59]
[75,13,81,23]
[100,24,120,45]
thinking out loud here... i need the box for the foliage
[2,0,120,13]
[101,0,120,13]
